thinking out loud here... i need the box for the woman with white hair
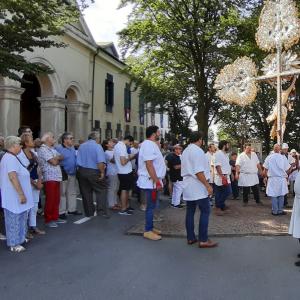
[37,132,63,228]
[0,136,34,252]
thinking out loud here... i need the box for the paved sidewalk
[127,194,293,237]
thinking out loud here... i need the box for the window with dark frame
[125,124,130,136]
[116,123,122,139]
[139,95,145,125]
[105,74,114,113]
[139,127,144,141]
[133,126,137,140]
[124,83,131,122]
[105,122,112,139]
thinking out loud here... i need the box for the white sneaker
[10,245,26,252]
[56,218,67,224]
[46,221,58,228]
[0,233,6,241]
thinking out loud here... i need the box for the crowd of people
[0,126,300,265]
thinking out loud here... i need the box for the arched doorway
[20,74,41,138]
[65,86,78,135]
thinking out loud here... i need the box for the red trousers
[44,181,60,223]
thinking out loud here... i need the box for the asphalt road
[0,208,299,300]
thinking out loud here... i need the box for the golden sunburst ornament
[256,0,300,51]
[214,57,258,107]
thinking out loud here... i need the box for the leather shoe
[199,239,218,248]
[68,210,82,216]
[187,239,197,245]
[215,208,224,216]
[295,260,300,267]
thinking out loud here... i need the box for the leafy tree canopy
[118,0,261,139]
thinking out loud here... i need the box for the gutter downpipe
[91,46,101,131]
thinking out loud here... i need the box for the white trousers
[59,175,77,214]
[107,175,119,207]
[28,187,40,227]
[172,180,184,206]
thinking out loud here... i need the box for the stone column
[0,85,24,136]
[38,97,67,137]
[66,101,90,140]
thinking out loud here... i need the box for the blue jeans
[143,189,158,232]
[215,185,232,209]
[185,198,210,242]
[271,196,284,214]
[231,180,239,199]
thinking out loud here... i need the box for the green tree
[119,0,259,139]
[0,0,91,81]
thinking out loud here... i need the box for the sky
[83,0,132,51]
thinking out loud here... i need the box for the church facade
[0,16,146,141]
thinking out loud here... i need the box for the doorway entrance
[20,74,41,138]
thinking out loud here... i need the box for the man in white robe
[263,144,291,216]
[235,144,263,206]
[289,172,300,267]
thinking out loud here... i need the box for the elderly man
[138,125,166,241]
[77,132,107,218]
[56,132,81,219]
[181,131,217,248]
[38,132,64,228]
[264,144,291,216]
[235,144,263,206]
[214,140,232,216]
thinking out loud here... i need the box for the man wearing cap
[281,143,294,208]
[167,144,184,208]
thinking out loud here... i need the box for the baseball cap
[282,143,289,149]
[290,149,297,153]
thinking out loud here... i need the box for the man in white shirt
[181,131,217,248]
[281,143,293,208]
[114,135,137,215]
[214,140,232,216]
[263,144,291,215]
[235,144,263,206]
[137,126,166,241]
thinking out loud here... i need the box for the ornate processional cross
[214,0,300,145]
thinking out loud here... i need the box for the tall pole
[276,44,282,145]
[276,0,282,145]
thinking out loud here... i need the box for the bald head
[273,144,281,153]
